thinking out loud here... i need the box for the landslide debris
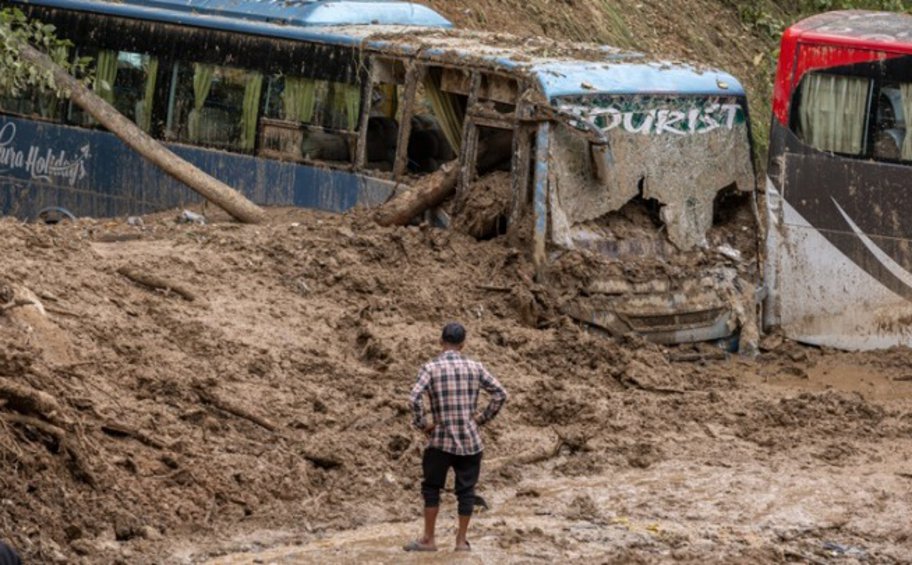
[2,208,911,563]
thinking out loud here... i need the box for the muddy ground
[0,206,910,563]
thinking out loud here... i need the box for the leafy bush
[0,7,92,97]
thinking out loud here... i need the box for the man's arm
[409,366,432,430]
[475,366,507,425]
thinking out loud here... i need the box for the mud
[0,207,910,564]
[453,171,512,240]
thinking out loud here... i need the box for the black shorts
[420,447,483,516]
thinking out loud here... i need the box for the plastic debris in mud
[178,210,206,225]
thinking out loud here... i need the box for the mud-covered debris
[453,171,512,240]
[563,494,602,522]
[178,209,206,225]
[1,208,910,563]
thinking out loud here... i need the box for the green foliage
[0,7,91,97]
[730,0,912,42]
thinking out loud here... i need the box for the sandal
[403,539,438,552]
[455,541,471,552]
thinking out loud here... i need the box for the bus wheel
[35,207,76,224]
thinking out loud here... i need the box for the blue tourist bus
[0,0,758,345]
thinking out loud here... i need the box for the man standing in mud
[404,322,508,552]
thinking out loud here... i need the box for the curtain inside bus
[422,68,463,153]
[94,50,119,104]
[189,64,215,143]
[240,72,263,150]
[331,83,361,131]
[798,73,869,155]
[138,57,158,132]
[901,83,912,161]
[283,77,317,123]
[377,84,398,118]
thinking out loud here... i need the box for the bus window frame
[355,57,387,174]
[457,71,521,194]
[15,4,367,162]
[256,75,366,169]
[869,78,912,165]
[786,42,912,165]
[391,61,421,181]
[375,60,530,207]
[0,90,66,124]
[787,64,876,159]
[390,62,472,182]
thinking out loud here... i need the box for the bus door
[768,43,912,348]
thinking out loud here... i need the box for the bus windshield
[553,93,754,251]
[527,92,758,347]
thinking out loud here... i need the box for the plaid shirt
[409,350,507,455]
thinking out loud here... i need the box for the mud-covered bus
[0,0,758,346]
[765,10,912,350]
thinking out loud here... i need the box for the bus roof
[18,0,745,101]
[773,10,912,125]
[785,10,912,53]
[21,0,454,29]
[346,27,745,100]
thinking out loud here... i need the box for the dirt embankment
[1,208,911,563]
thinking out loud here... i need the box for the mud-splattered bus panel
[766,10,912,350]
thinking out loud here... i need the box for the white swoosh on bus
[832,198,912,289]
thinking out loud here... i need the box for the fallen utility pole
[374,134,513,226]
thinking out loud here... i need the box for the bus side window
[402,67,462,175]
[259,75,360,164]
[0,44,72,122]
[0,85,62,122]
[872,82,912,162]
[793,72,871,156]
[164,62,263,153]
[68,49,160,132]
[364,58,406,173]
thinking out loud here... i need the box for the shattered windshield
[551,94,754,251]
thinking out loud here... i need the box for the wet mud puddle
[199,444,912,563]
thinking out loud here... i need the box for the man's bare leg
[422,506,439,547]
[455,514,470,549]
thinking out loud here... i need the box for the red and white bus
[765,10,912,349]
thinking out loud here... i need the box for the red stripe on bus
[772,31,908,126]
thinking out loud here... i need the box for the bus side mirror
[590,142,612,184]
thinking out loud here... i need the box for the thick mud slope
[1,208,911,563]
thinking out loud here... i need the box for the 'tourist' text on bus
[0,0,759,346]
[766,10,912,350]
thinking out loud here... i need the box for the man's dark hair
[0,540,22,565]
[441,322,466,345]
